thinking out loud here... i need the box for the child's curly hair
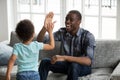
[16,19,34,42]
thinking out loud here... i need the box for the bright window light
[16,0,117,39]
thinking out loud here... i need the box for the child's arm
[6,54,17,80]
[43,23,55,50]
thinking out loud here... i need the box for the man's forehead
[66,13,77,18]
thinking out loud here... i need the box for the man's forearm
[64,56,91,66]
[37,26,46,42]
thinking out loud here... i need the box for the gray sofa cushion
[0,43,13,66]
[0,66,17,80]
[9,31,37,47]
[92,40,120,68]
[46,68,113,80]
[79,68,112,80]
[111,62,120,80]
[47,72,67,80]
[9,31,21,47]
[39,41,61,59]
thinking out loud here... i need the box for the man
[37,10,95,80]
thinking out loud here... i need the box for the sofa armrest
[110,62,120,80]
[0,40,9,45]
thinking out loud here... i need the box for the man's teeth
[67,25,70,27]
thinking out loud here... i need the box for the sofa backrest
[39,41,61,59]
[9,31,37,47]
[10,31,120,68]
[92,40,120,68]
[39,40,120,68]
[9,31,61,59]
[9,31,21,47]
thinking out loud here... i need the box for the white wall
[117,0,120,39]
[0,0,15,42]
[0,0,8,42]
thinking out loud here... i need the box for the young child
[5,12,55,80]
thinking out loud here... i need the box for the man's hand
[37,12,55,42]
[44,12,54,30]
[51,55,66,64]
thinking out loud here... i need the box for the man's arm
[64,56,91,65]
[51,55,91,66]
[51,33,95,66]
[37,12,54,42]
[37,27,46,42]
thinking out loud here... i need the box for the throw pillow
[0,43,15,66]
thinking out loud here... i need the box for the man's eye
[70,19,74,22]
[66,18,69,21]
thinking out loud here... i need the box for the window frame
[14,0,117,39]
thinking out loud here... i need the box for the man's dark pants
[39,58,91,80]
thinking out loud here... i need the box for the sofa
[1,31,120,80]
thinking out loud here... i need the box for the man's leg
[39,58,69,80]
[49,60,69,74]
[67,63,91,80]
[39,58,51,80]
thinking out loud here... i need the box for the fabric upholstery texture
[92,40,120,68]
[9,31,21,47]
[111,62,120,80]
[0,66,17,80]
[1,31,120,80]
[0,42,13,66]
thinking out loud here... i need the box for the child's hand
[46,23,54,33]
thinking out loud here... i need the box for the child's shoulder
[31,41,43,45]
[14,42,22,46]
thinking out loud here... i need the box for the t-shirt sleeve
[35,41,44,50]
[12,44,18,56]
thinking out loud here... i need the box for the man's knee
[69,63,80,73]
[39,58,51,71]
[68,63,91,77]
[40,58,51,65]
[70,63,80,69]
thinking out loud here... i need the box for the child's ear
[33,32,35,37]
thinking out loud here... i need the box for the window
[16,0,117,39]
[66,0,117,39]
[17,0,61,33]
